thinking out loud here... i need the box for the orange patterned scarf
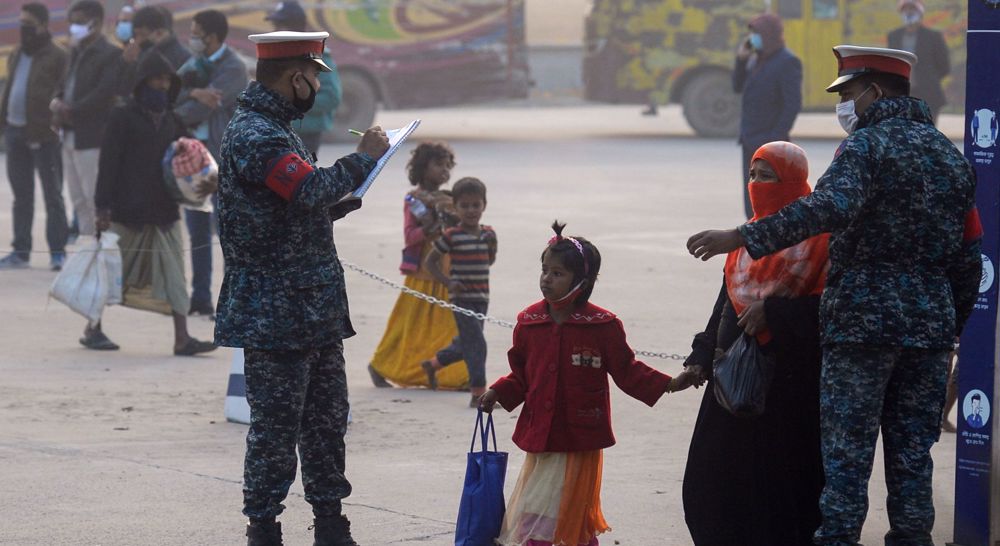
[724,141,830,344]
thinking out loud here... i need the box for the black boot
[311,514,359,546]
[246,519,283,546]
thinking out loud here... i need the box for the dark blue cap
[265,1,306,24]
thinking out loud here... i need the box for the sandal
[421,361,438,390]
[367,364,393,388]
[80,330,120,351]
[174,338,217,356]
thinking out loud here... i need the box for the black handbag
[713,333,776,417]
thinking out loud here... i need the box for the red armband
[964,207,984,243]
[265,153,315,201]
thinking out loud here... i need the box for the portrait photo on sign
[963,389,991,429]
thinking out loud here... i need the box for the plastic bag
[713,333,776,417]
[455,410,508,546]
[49,233,123,326]
[162,137,216,212]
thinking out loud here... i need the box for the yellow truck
[582,0,967,136]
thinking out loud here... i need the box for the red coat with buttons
[490,300,673,453]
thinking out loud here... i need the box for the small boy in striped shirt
[423,177,497,407]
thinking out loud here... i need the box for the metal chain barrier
[25,237,689,361]
[341,260,689,361]
[341,260,516,328]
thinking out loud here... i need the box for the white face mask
[902,11,922,25]
[836,86,874,135]
[188,37,206,55]
[68,22,92,46]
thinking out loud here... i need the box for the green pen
[348,129,364,136]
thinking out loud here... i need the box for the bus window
[813,0,839,19]
[777,0,803,19]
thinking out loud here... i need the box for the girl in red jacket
[480,222,702,546]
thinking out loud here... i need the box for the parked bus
[0,0,530,135]
[582,0,966,137]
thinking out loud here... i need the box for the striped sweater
[432,225,497,303]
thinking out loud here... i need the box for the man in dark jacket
[175,9,248,316]
[887,0,950,123]
[118,5,192,96]
[216,31,387,546]
[51,0,121,241]
[733,13,802,220]
[688,46,981,546]
[85,52,216,356]
[0,3,69,270]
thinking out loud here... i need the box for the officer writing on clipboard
[214,31,388,546]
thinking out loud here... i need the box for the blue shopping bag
[455,409,508,546]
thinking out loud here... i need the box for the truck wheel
[330,71,378,142]
[681,71,740,138]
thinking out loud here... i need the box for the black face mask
[137,84,169,113]
[20,25,47,53]
[291,73,316,113]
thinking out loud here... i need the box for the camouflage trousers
[242,342,351,520]
[814,344,948,546]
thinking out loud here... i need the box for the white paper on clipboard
[351,119,421,198]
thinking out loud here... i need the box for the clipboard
[330,119,420,220]
[352,119,421,198]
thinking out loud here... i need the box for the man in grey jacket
[174,9,248,316]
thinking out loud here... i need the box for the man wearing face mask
[887,0,950,124]
[686,45,981,546]
[174,9,248,317]
[115,6,140,95]
[265,0,343,158]
[114,5,134,45]
[0,3,69,271]
[51,0,122,247]
[118,6,191,98]
[85,52,216,356]
[216,31,388,546]
[733,12,803,220]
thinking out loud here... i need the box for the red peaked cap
[836,51,911,79]
[249,31,332,71]
[826,45,917,92]
[256,39,325,61]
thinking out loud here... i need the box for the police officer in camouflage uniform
[687,45,982,546]
[214,30,388,546]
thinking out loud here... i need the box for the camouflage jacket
[739,97,981,350]
[214,81,375,350]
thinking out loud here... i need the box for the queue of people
[0,0,339,348]
[0,2,978,546]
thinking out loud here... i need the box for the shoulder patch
[265,153,315,201]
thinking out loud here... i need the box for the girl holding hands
[480,222,702,546]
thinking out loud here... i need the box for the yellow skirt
[497,451,609,546]
[369,275,469,389]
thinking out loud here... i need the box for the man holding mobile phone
[732,13,803,220]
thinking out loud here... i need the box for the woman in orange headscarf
[681,142,829,546]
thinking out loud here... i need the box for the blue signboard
[954,2,1000,545]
